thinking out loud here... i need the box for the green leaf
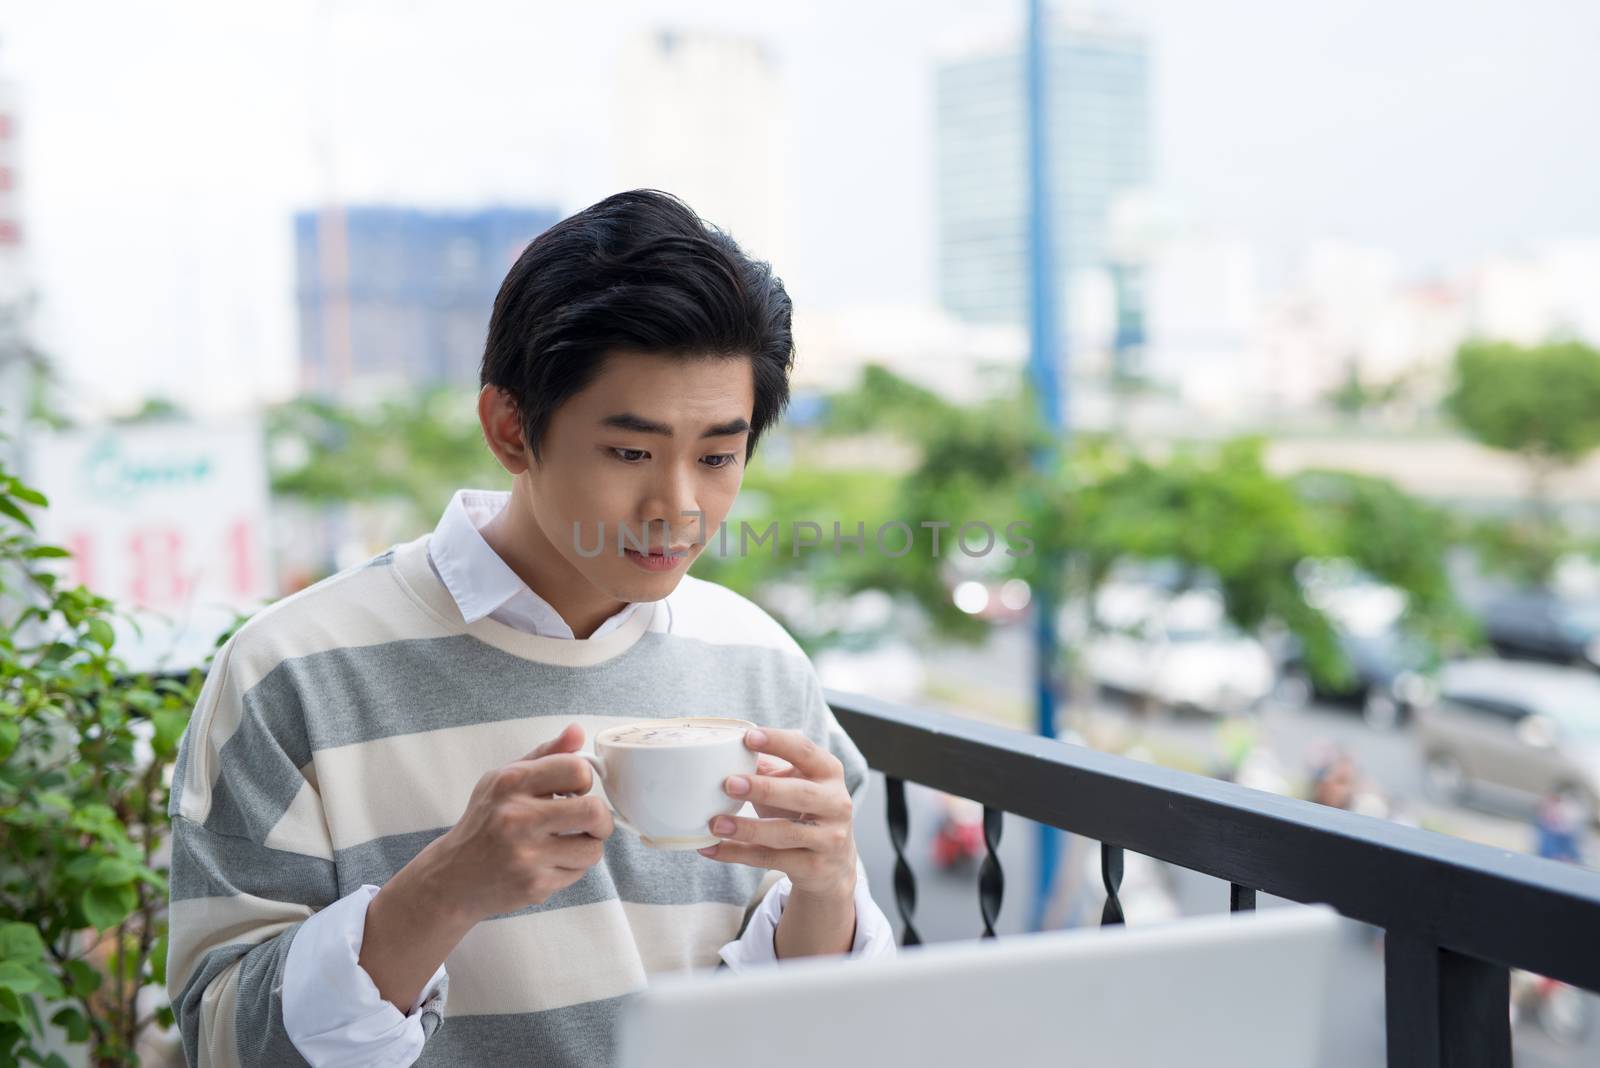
[150,931,168,986]
[49,1006,89,1043]
[20,545,69,560]
[0,495,35,531]
[0,985,23,1023]
[92,856,138,888]
[63,960,101,997]
[35,643,72,667]
[30,967,61,1000]
[85,619,115,650]
[0,721,16,762]
[23,983,44,1036]
[8,484,46,507]
[0,923,45,963]
[62,854,99,881]
[0,961,41,995]
[79,884,136,931]
[36,793,73,814]
[151,708,187,757]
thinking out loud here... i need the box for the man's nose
[640,470,699,541]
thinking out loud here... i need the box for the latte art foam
[607,723,745,747]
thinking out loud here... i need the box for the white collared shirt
[281,489,894,1066]
[426,488,642,639]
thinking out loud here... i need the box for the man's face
[522,351,754,604]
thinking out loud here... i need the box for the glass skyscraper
[935,17,1150,335]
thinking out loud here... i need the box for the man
[165,189,895,1067]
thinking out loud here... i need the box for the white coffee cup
[581,717,759,850]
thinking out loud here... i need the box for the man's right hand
[429,722,615,923]
[361,723,613,1015]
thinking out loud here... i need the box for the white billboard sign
[28,422,276,672]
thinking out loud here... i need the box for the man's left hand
[697,727,857,900]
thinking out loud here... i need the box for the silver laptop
[617,904,1344,1068]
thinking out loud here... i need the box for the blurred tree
[1445,339,1600,580]
[1061,438,1345,685]
[811,367,1471,690]
[267,387,505,533]
[1288,469,1476,651]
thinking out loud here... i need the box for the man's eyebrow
[599,413,752,438]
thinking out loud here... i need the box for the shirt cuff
[281,883,449,1068]
[718,859,897,971]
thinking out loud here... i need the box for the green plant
[0,456,210,1066]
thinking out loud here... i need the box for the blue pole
[1025,0,1065,932]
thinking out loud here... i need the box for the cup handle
[579,752,643,838]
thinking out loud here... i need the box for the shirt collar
[428,490,542,625]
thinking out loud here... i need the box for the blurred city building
[294,206,557,399]
[614,28,788,269]
[933,10,1151,352]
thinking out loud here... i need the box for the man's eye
[702,454,737,469]
[612,448,648,463]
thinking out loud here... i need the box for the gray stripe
[335,824,766,914]
[415,993,633,1068]
[202,664,312,843]
[173,921,309,1068]
[258,631,817,751]
[169,816,338,906]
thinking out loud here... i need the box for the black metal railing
[828,688,1600,1068]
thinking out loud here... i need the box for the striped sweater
[165,534,868,1066]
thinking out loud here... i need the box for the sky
[4,0,1599,417]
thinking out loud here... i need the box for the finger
[543,825,608,868]
[751,800,803,820]
[522,723,586,762]
[729,772,848,819]
[539,794,614,838]
[708,814,817,851]
[696,839,784,871]
[750,758,800,817]
[755,756,794,777]
[744,727,842,782]
[495,752,594,799]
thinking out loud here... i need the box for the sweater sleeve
[163,629,437,1067]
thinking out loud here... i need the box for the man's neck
[477,487,630,640]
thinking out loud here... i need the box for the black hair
[480,189,794,463]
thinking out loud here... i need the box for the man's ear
[479,386,532,476]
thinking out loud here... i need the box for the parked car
[1075,585,1276,717]
[1481,591,1600,668]
[1415,659,1600,825]
[1277,626,1436,730]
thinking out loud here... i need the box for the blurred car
[1481,591,1600,668]
[1277,627,1436,730]
[1275,565,1436,730]
[1076,585,1276,716]
[1415,658,1600,826]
